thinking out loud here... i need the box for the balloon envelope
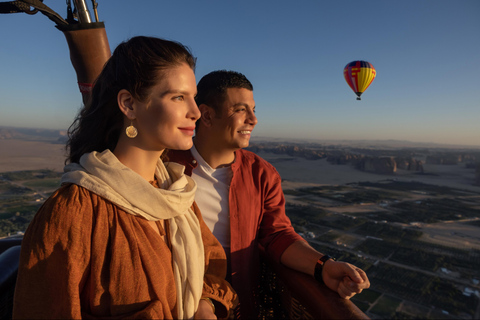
[344,60,376,100]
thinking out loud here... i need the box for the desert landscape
[1,133,480,319]
[0,139,66,172]
[258,150,480,192]
[2,139,478,191]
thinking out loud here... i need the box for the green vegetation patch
[400,239,480,278]
[283,189,303,196]
[0,183,33,197]
[353,288,382,304]
[297,185,349,194]
[370,295,402,318]
[390,247,445,272]
[359,210,408,223]
[354,238,399,258]
[392,198,480,223]
[334,233,361,247]
[398,300,431,319]
[0,169,62,181]
[23,178,61,192]
[319,214,366,231]
[463,219,480,227]
[352,300,369,313]
[295,185,398,204]
[285,204,328,225]
[0,219,19,237]
[0,212,14,220]
[329,189,398,204]
[369,262,478,317]
[354,221,422,242]
[390,311,420,319]
[0,203,42,237]
[357,180,467,196]
[315,230,341,244]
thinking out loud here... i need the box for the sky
[1,0,479,147]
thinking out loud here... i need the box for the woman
[13,36,237,319]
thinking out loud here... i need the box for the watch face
[320,255,331,264]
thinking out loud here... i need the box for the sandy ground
[1,141,478,194]
[1,141,479,250]
[255,151,480,251]
[419,220,480,250]
[0,139,66,172]
[257,151,480,193]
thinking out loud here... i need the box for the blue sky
[1,0,479,146]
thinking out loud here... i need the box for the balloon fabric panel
[343,60,376,99]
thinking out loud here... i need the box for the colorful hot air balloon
[343,60,376,100]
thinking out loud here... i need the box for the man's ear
[117,89,136,119]
[198,104,215,127]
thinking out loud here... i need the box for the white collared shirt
[190,145,232,251]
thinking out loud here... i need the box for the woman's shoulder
[22,184,103,252]
[46,183,104,209]
[33,183,107,227]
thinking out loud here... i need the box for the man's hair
[195,70,253,115]
[66,36,195,164]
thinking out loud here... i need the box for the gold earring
[126,121,138,138]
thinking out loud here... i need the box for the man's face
[210,87,257,151]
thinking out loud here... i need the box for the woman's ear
[117,89,136,119]
[198,104,215,127]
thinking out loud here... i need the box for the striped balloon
[343,60,376,100]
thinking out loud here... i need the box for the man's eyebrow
[231,102,252,108]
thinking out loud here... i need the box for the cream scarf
[61,150,205,319]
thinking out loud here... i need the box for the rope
[0,0,67,26]
[0,1,37,14]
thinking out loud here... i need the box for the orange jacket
[13,184,237,319]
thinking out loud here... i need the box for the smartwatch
[314,254,335,283]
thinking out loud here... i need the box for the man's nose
[247,109,258,125]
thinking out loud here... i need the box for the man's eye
[173,96,184,101]
[236,108,246,112]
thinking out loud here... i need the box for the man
[169,70,370,318]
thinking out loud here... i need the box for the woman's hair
[66,36,196,164]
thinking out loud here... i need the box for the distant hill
[1,126,479,150]
[0,126,67,144]
[251,136,480,151]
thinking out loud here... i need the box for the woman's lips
[178,127,195,136]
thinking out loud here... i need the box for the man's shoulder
[237,149,278,172]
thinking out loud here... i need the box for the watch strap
[314,255,334,283]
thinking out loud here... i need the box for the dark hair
[195,70,253,115]
[66,36,196,164]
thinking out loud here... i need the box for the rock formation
[476,163,480,186]
[356,156,397,174]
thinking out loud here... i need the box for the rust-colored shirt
[13,184,237,319]
[169,149,304,318]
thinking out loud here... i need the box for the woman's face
[133,63,200,152]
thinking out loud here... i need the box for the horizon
[1,1,479,146]
[2,124,480,150]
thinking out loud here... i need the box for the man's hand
[322,260,370,299]
[194,299,217,319]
